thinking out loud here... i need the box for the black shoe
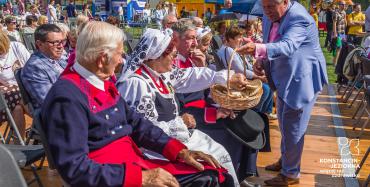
[240,180,261,187]
[265,158,282,172]
[264,174,300,186]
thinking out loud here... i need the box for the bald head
[162,14,178,30]
[261,0,289,22]
[192,17,204,28]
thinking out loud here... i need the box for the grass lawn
[319,33,337,84]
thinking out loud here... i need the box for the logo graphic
[338,137,360,156]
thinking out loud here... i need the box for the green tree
[297,0,310,10]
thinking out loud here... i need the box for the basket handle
[240,55,248,78]
[226,49,238,96]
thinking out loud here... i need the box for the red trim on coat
[184,100,207,108]
[162,139,187,161]
[123,162,142,187]
[61,67,120,113]
[204,107,217,124]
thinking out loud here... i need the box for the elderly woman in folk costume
[42,21,235,187]
[117,28,249,186]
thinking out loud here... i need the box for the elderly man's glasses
[45,39,67,46]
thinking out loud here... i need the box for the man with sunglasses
[21,24,67,112]
[3,16,22,42]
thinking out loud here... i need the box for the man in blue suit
[239,0,328,185]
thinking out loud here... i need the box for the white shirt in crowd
[23,26,36,34]
[47,4,57,22]
[3,29,22,43]
[118,6,124,16]
[23,11,41,19]
[0,42,30,86]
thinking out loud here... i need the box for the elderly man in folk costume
[41,21,235,187]
[172,21,264,186]
[117,28,250,186]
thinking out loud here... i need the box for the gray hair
[162,14,177,25]
[171,18,196,37]
[55,23,70,36]
[191,17,203,26]
[76,21,125,64]
[76,14,89,28]
[273,0,288,3]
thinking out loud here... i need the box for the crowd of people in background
[309,1,370,63]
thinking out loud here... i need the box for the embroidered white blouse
[118,65,232,142]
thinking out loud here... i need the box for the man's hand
[181,113,196,129]
[253,60,265,76]
[229,73,248,90]
[238,42,256,56]
[217,108,236,119]
[142,168,179,187]
[253,74,267,83]
[177,149,221,171]
[190,49,206,67]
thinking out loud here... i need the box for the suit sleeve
[265,18,311,61]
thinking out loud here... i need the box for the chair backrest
[14,68,35,116]
[361,33,370,48]
[210,51,226,71]
[359,56,370,75]
[124,32,139,54]
[211,35,223,51]
[0,145,27,187]
[7,35,17,42]
[21,33,36,52]
[32,109,57,170]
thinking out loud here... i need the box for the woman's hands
[181,113,196,129]
[217,108,236,119]
[229,73,248,90]
[177,149,221,171]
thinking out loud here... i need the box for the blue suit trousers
[277,93,318,178]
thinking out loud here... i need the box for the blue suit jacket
[262,1,328,110]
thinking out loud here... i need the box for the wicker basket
[210,49,263,110]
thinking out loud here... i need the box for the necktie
[269,22,281,42]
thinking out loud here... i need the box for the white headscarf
[196,26,212,40]
[118,28,173,82]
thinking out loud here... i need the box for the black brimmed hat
[223,109,265,150]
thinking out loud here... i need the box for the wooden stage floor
[15,85,370,186]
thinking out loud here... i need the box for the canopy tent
[228,0,263,16]
[204,0,263,16]
[126,0,146,21]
